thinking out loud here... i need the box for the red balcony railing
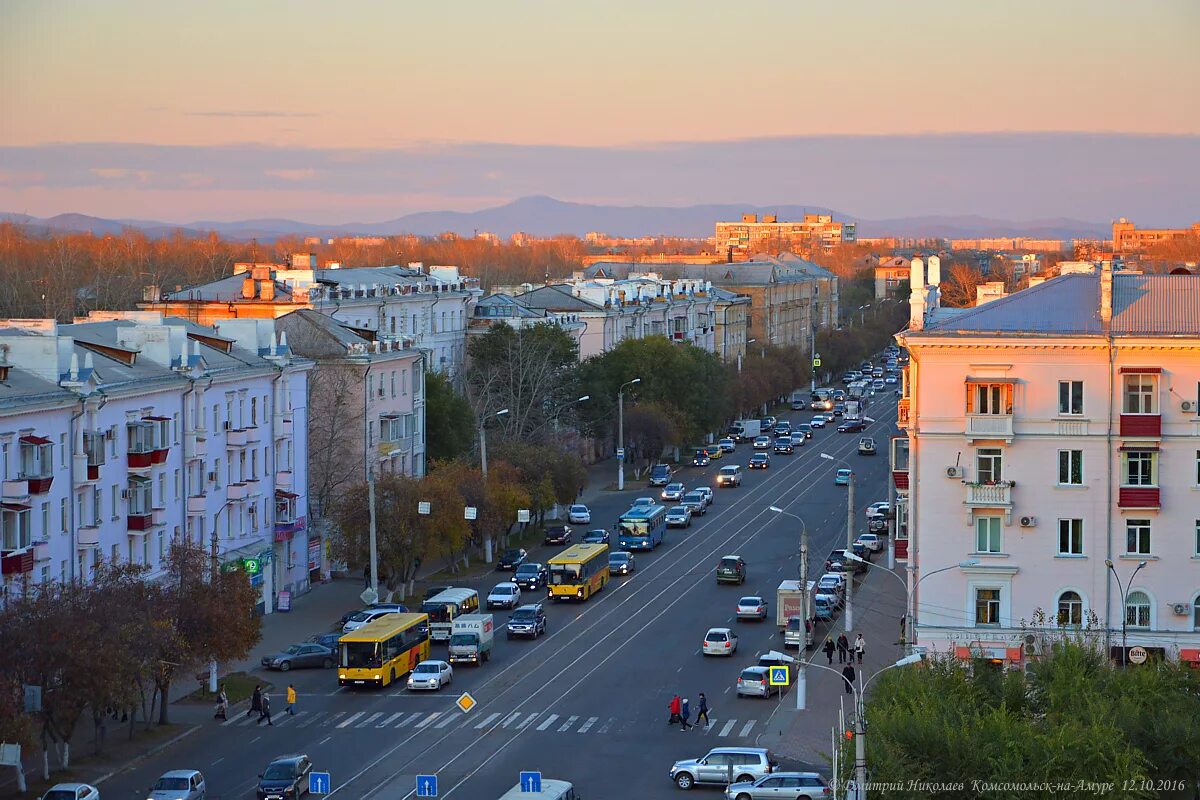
[1118,487,1160,509]
[1120,414,1161,438]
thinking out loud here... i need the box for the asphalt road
[102,399,898,800]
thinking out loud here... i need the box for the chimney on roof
[909,258,927,331]
[1100,261,1113,324]
[259,280,275,301]
[241,277,256,300]
[742,214,757,223]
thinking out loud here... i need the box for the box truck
[448,613,494,665]
[777,579,814,648]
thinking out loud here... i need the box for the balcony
[965,414,1014,442]
[1119,414,1160,438]
[21,473,53,495]
[32,540,50,562]
[1,480,29,501]
[1,550,33,576]
[184,430,208,460]
[128,511,154,531]
[896,399,910,429]
[128,447,154,470]
[149,446,169,466]
[965,481,1014,506]
[226,482,248,501]
[892,469,909,491]
[275,470,293,491]
[152,508,167,527]
[274,516,304,542]
[77,526,101,548]
[275,414,294,438]
[245,426,262,444]
[244,478,262,497]
[226,428,248,447]
[1118,487,1160,509]
[187,494,207,514]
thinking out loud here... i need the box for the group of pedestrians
[214,683,297,725]
[668,692,710,731]
[822,632,866,665]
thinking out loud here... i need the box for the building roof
[0,366,76,411]
[584,253,835,286]
[920,272,1200,337]
[514,285,605,312]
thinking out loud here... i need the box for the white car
[702,627,738,656]
[866,501,890,518]
[696,486,714,507]
[486,581,522,609]
[147,770,206,800]
[39,785,99,800]
[856,533,883,552]
[818,573,846,598]
[718,437,736,453]
[632,497,655,508]
[809,416,827,429]
[661,482,686,501]
[736,596,769,621]
[752,436,771,450]
[342,607,401,633]
[407,660,453,691]
[666,505,693,528]
[567,504,591,524]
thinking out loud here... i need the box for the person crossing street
[695,693,710,728]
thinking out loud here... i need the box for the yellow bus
[547,543,610,601]
[338,612,430,688]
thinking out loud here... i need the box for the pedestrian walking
[836,633,849,664]
[668,694,682,725]
[257,691,274,725]
[823,638,836,665]
[286,684,297,715]
[695,692,711,727]
[214,685,228,720]
[248,685,262,718]
[855,633,866,665]
[679,697,693,731]
[841,664,856,694]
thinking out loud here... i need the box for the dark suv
[648,463,673,486]
[506,604,548,639]
[716,555,747,585]
[543,525,571,545]
[513,562,548,590]
[257,754,312,800]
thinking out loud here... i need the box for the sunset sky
[2,0,1198,223]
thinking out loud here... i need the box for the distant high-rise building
[715,213,857,254]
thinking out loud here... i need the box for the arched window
[1057,591,1083,627]
[1125,591,1151,629]
[1193,596,1200,632]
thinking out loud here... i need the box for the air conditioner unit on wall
[946,466,964,478]
[1020,516,1037,528]
[1183,400,1195,412]
[1171,603,1190,616]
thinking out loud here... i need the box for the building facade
[896,262,1200,667]
[715,213,857,254]
[0,313,312,612]
[1111,218,1200,253]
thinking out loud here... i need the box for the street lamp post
[617,378,640,491]
[737,338,756,374]
[768,505,810,709]
[478,408,509,562]
[1105,558,1147,666]
[821,452,856,631]
[550,394,590,434]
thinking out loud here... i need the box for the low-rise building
[1112,218,1200,253]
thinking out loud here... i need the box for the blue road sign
[769,665,789,686]
[309,772,331,794]
[520,771,542,793]
[416,775,438,797]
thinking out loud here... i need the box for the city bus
[617,505,667,551]
[337,612,430,688]
[420,587,480,641]
[547,543,610,601]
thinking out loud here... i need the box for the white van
[498,778,578,800]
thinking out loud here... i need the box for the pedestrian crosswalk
[220,707,765,739]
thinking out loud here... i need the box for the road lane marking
[577,716,598,733]
[474,712,501,729]
[435,713,458,729]
[319,735,332,745]
[416,712,441,728]
[500,711,522,728]
[358,712,383,728]
[211,757,224,766]
[597,717,615,734]
[516,712,538,730]
[718,720,737,737]
[337,711,364,729]
[379,712,403,727]
[395,713,418,728]
[536,714,559,731]
[739,720,755,738]
[557,715,578,732]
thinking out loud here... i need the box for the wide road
[102,396,898,800]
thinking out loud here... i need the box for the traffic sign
[418,501,431,515]
[616,447,625,460]
[520,772,542,793]
[464,506,478,521]
[517,509,531,523]
[309,772,331,794]
[416,775,438,797]
[813,357,822,368]
[455,692,477,713]
[768,665,789,686]
[359,587,378,605]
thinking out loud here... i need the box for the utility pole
[366,473,379,602]
[845,470,855,632]
[617,378,640,491]
[811,351,820,394]
[853,683,868,800]
[797,522,810,711]
[477,408,509,562]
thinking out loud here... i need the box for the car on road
[737,666,782,699]
[833,402,846,417]
[818,573,847,600]
[717,465,743,487]
[761,416,777,432]
[872,379,886,391]
[813,594,836,620]
[543,525,572,545]
[718,437,736,453]
[662,482,686,501]
[343,605,405,633]
[670,747,778,790]
[632,497,655,508]
[706,445,724,460]
[724,772,831,800]
[567,504,591,524]
[820,411,836,423]
[147,770,207,800]
[649,463,673,486]
[757,650,797,687]
[608,551,636,575]
[752,435,771,450]
[692,449,711,467]
[736,595,769,621]
[885,374,898,384]
[261,642,335,671]
[858,437,876,455]
[827,548,866,574]
[794,422,813,439]
[407,659,453,691]
[582,529,611,545]
[256,754,312,800]
[809,415,826,429]
[681,491,707,516]
[486,581,522,610]
[716,555,747,585]
[773,437,793,454]
[696,486,714,507]
[703,627,739,656]
[513,562,548,590]
[774,421,792,437]
[496,548,528,571]
[40,785,100,800]
[506,604,547,639]
[834,468,852,485]
[868,516,888,533]
[666,505,693,528]
[748,453,770,469]
[856,533,883,552]
[837,419,866,433]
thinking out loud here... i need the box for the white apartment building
[895,261,1200,667]
[0,313,313,613]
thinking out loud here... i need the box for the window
[967,383,1013,415]
[1194,597,1200,632]
[1058,380,1083,415]
[1195,520,1200,557]
[1125,519,1151,555]
[1122,374,1157,414]
[975,588,1001,625]
[1058,519,1083,555]
[1195,450,1199,486]
[1057,591,1083,626]
[1057,450,1083,485]
[60,498,68,532]
[1125,590,1151,629]
[1121,451,1155,486]
[40,503,49,537]
[975,517,1002,553]
[976,448,1003,483]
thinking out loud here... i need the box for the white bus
[498,779,577,800]
[419,588,480,641]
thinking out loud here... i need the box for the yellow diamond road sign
[455,692,477,713]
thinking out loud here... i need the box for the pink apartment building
[896,261,1200,668]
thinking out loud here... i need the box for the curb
[92,724,201,785]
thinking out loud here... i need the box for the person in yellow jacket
[286,684,297,715]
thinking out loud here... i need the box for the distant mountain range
[0,196,1111,241]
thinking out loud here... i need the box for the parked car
[662,482,686,501]
[567,504,591,524]
[608,551,636,575]
[716,555,747,584]
[261,642,335,671]
[681,491,707,516]
[486,582,522,610]
[858,437,877,455]
[147,770,206,800]
[752,435,771,450]
[666,505,693,528]
[867,501,891,517]
[543,525,572,545]
[343,606,405,633]
[692,449,711,467]
[513,562,548,590]
[818,573,847,599]
[717,465,743,487]
[407,660,453,691]
[496,548,528,571]
[582,529,610,544]
[723,772,830,800]
[256,754,312,800]
[773,437,793,454]
[837,419,866,433]
[506,603,547,639]
[718,437,736,453]
[649,463,673,486]
[868,516,888,533]
[856,533,883,552]
[736,595,769,621]
[702,627,738,656]
[40,785,100,800]
[834,468,852,485]
[306,631,340,651]
[748,453,770,469]
[670,747,778,790]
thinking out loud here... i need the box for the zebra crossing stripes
[378,712,403,727]
[516,712,538,730]
[576,716,598,733]
[536,714,559,731]
[415,712,441,728]
[716,719,737,737]
[475,712,502,729]
[557,715,579,733]
[337,712,364,728]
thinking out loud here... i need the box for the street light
[548,395,590,434]
[617,379,640,491]
[820,452,857,631]
[1105,558,1147,666]
[768,505,812,710]
[478,408,509,562]
[737,338,756,374]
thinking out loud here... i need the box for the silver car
[666,505,693,528]
[147,770,207,800]
[670,747,778,790]
[608,551,636,575]
[724,772,830,800]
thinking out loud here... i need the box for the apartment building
[895,261,1200,667]
[0,313,312,612]
[715,213,857,254]
[874,257,910,300]
[1111,218,1200,253]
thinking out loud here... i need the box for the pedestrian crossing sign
[768,666,789,686]
[455,692,477,713]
